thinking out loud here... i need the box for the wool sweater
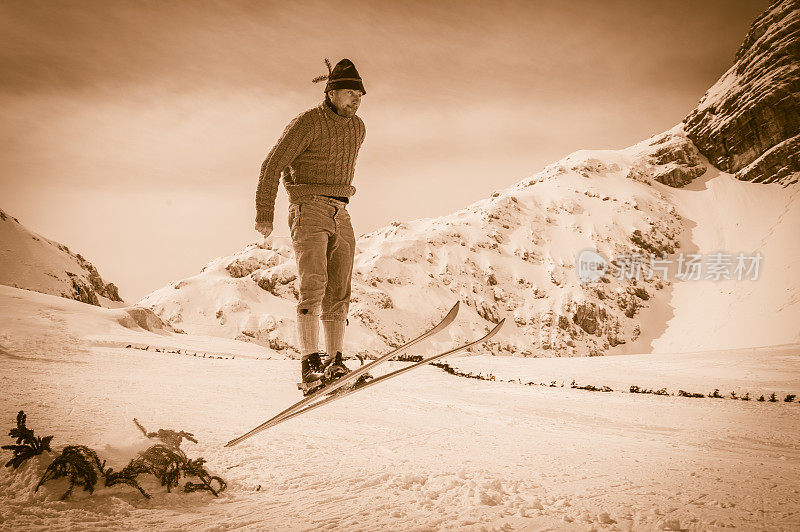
[255,102,366,224]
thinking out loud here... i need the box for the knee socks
[296,313,320,356]
[322,320,346,356]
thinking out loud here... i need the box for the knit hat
[312,58,366,95]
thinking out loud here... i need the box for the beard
[326,93,359,117]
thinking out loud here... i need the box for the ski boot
[297,352,325,396]
[323,351,351,381]
[323,352,374,394]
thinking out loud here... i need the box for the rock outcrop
[118,307,173,332]
[626,127,707,188]
[683,0,800,186]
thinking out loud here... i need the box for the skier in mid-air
[254,58,366,395]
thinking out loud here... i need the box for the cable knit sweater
[255,102,366,224]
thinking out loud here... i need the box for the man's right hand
[255,221,273,237]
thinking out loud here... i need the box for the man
[254,58,366,395]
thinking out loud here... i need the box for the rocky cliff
[683,0,800,185]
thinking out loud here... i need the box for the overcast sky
[1,0,768,301]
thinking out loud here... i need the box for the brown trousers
[288,195,356,322]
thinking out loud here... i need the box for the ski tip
[447,300,460,318]
[442,301,459,323]
[487,319,505,338]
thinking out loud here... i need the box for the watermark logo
[576,249,609,283]
[575,250,763,283]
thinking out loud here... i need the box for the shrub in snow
[103,443,225,499]
[431,361,496,382]
[2,412,226,501]
[1,411,53,469]
[225,256,264,278]
[36,445,102,500]
[394,353,424,362]
[133,418,198,449]
[630,385,668,396]
[101,419,226,499]
[571,382,613,392]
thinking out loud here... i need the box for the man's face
[328,89,363,117]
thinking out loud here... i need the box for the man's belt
[322,195,349,204]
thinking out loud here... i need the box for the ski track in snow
[1,286,799,531]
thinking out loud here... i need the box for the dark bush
[36,445,103,500]
[2,411,53,469]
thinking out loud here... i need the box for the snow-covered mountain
[139,0,799,358]
[0,208,124,307]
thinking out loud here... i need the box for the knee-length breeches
[288,195,355,322]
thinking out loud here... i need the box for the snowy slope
[1,286,799,531]
[0,285,267,360]
[649,166,800,352]
[0,207,124,307]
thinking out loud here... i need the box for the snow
[649,165,800,352]
[0,208,123,307]
[1,285,799,530]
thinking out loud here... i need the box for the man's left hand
[255,221,273,237]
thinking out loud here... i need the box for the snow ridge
[0,208,124,307]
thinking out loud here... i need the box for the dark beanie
[312,58,366,95]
